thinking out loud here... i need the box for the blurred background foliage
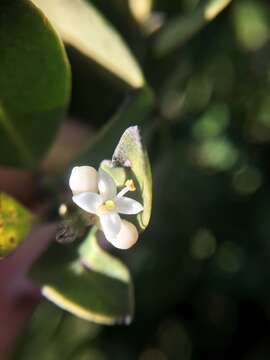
[1,0,270,358]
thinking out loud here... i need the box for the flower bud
[109,220,139,250]
[69,166,98,195]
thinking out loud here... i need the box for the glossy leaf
[111,126,152,231]
[0,193,33,258]
[32,0,144,88]
[154,0,232,56]
[0,1,71,169]
[30,227,134,325]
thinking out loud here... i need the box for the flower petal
[69,166,98,195]
[98,169,117,200]
[72,192,103,213]
[100,212,121,240]
[107,220,139,250]
[115,197,144,214]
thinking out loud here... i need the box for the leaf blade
[0,0,71,168]
[32,0,144,88]
[112,126,152,231]
[0,193,33,258]
[30,228,134,325]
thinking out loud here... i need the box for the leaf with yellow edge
[104,126,152,232]
[0,193,33,258]
[30,227,134,325]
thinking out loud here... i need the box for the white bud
[109,220,139,250]
[69,166,98,195]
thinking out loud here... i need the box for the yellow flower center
[97,200,116,215]
[105,200,116,211]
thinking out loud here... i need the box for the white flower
[69,166,98,195]
[70,167,143,248]
[109,219,139,249]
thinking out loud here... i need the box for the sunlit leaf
[129,0,153,23]
[111,126,152,231]
[32,0,144,88]
[0,193,33,258]
[154,0,232,56]
[0,1,71,169]
[30,227,134,325]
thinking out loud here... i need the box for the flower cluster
[69,166,144,249]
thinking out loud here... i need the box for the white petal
[69,166,98,195]
[100,212,121,240]
[98,169,117,200]
[72,192,103,213]
[115,197,144,214]
[108,220,139,250]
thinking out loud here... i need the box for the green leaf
[0,193,33,258]
[32,0,144,88]
[110,126,152,231]
[30,227,134,325]
[0,1,71,169]
[79,227,132,288]
[154,0,232,56]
